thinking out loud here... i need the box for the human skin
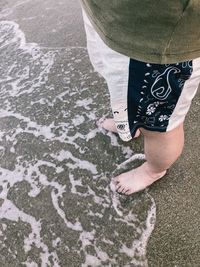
[100,118,184,195]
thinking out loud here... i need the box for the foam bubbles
[0,18,156,267]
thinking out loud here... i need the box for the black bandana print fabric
[127,59,193,137]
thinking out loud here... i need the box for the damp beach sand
[0,1,200,266]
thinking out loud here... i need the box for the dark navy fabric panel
[127,59,193,137]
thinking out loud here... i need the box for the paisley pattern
[127,59,193,137]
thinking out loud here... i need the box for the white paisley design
[151,67,181,100]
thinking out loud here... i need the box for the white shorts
[82,8,200,142]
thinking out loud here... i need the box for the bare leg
[113,122,184,195]
[142,122,184,173]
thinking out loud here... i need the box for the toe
[116,185,124,193]
[121,187,129,194]
[125,189,132,195]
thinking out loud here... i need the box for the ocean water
[0,7,156,267]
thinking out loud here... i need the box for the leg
[113,122,184,195]
[142,122,184,173]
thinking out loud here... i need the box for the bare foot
[112,162,167,195]
[97,118,140,138]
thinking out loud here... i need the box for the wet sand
[0,1,200,266]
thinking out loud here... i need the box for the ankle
[144,162,167,177]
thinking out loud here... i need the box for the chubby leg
[113,122,184,195]
[142,122,184,173]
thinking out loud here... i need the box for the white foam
[22,261,39,267]
[72,115,85,126]
[119,193,156,267]
[76,98,93,110]
[0,18,157,267]
[51,190,83,232]
[0,109,56,141]
[80,228,117,267]
[50,150,98,175]
[0,199,60,266]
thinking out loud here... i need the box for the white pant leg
[81,7,132,141]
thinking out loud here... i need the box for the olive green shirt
[81,0,200,64]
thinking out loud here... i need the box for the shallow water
[0,4,156,267]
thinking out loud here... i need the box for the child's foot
[97,118,140,138]
[112,162,167,195]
